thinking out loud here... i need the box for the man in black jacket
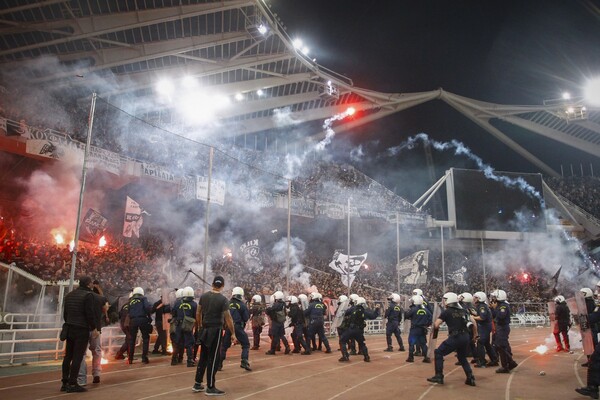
[61,276,98,393]
[554,295,571,352]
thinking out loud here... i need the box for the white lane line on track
[135,344,397,400]
[504,354,535,400]
[415,366,461,400]
[574,352,585,387]
[325,362,413,400]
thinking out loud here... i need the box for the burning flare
[99,236,107,247]
[531,345,548,354]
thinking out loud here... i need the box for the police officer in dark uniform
[220,286,252,371]
[128,286,153,364]
[151,289,170,355]
[427,292,476,386]
[265,290,291,355]
[384,293,405,352]
[413,288,432,356]
[472,291,498,368]
[61,276,98,393]
[114,293,132,360]
[305,292,332,353]
[554,295,571,352]
[287,295,311,354]
[170,288,184,365]
[405,294,432,363]
[176,286,197,367]
[249,295,265,350]
[576,296,600,399]
[458,292,477,364]
[338,297,379,362]
[490,289,518,373]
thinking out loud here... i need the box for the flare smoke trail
[387,133,543,204]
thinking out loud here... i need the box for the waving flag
[329,251,368,287]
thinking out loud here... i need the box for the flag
[447,266,467,286]
[396,250,429,285]
[240,238,262,271]
[79,208,108,243]
[547,266,562,290]
[123,196,144,238]
[329,251,368,287]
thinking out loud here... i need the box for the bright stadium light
[301,46,310,55]
[257,89,264,96]
[235,93,244,101]
[293,38,303,49]
[562,92,571,100]
[258,24,268,35]
[584,77,600,106]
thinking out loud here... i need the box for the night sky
[271,0,600,199]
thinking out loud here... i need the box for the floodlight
[257,89,264,96]
[562,92,571,100]
[584,77,600,106]
[293,39,303,49]
[258,24,268,35]
[235,93,244,101]
[302,46,309,55]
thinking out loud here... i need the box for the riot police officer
[472,291,498,368]
[249,295,265,350]
[384,293,405,352]
[114,292,132,360]
[458,292,477,364]
[265,291,291,355]
[490,289,518,373]
[427,292,476,386]
[576,294,600,399]
[128,287,153,364]
[305,292,332,353]
[338,297,379,362]
[220,287,252,371]
[554,295,571,352]
[405,294,432,363]
[175,287,197,367]
[287,295,311,354]
[170,288,184,365]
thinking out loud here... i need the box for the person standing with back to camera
[192,276,236,396]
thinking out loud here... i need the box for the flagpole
[480,237,487,295]
[202,147,214,291]
[440,226,445,293]
[69,92,97,293]
[347,197,351,296]
[286,179,291,293]
[396,212,400,293]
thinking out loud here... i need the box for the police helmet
[182,287,195,298]
[273,291,285,301]
[298,293,308,301]
[288,296,299,304]
[413,288,423,296]
[442,292,459,305]
[459,292,473,303]
[175,288,184,299]
[310,292,322,301]
[338,295,348,303]
[232,286,244,299]
[356,297,367,306]
[133,287,144,296]
[491,289,507,301]
[473,291,487,303]
[128,291,133,299]
[388,293,401,303]
[554,295,565,303]
[252,294,262,303]
[581,288,594,298]
[411,295,424,305]
[349,294,359,304]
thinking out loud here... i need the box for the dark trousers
[117,327,130,356]
[174,325,194,362]
[61,326,89,385]
[129,318,152,361]
[477,324,497,363]
[340,326,368,359]
[587,343,600,387]
[386,321,404,348]
[222,323,250,361]
[153,324,167,352]
[408,328,428,358]
[434,332,472,377]
[308,320,331,351]
[494,326,515,368]
[195,327,223,389]
[292,323,310,351]
[252,325,262,348]
[269,322,289,352]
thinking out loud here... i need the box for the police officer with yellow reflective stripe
[490,289,518,373]
[220,287,252,371]
[176,286,197,367]
[384,293,405,352]
[128,287,153,364]
[305,292,332,353]
[338,297,379,362]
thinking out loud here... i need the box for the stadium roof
[1,0,599,178]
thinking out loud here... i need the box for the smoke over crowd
[0,55,597,312]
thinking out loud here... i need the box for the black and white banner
[140,163,176,182]
[123,196,145,238]
[329,251,368,288]
[240,239,262,271]
[196,176,225,206]
[396,250,429,285]
[79,208,108,243]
